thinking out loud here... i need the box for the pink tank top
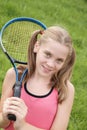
[4,83,58,130]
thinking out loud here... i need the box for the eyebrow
[57,58,64,61]
[44,50,51,54]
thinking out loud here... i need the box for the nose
[47,60,55,68]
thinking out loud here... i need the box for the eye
[44,51,51,58]
[56,58,64,64]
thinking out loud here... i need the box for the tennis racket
[0,17,47,121]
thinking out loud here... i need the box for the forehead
[41,39,69,59]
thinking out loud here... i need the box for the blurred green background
[0,0,87,130]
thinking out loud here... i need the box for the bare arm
[0,68,16,128]
[50,81,75,130]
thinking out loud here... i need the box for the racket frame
[0,17,47,121]
[0,17,47,82]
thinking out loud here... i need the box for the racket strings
[2,21,43,63]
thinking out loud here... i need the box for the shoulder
[2,68,16,92]
[6,67,15,77]
[4,67,16,83]
[67,80,75,99]
[59,80,75,107]
[60,80,75,109]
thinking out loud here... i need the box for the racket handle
[8,82,22,121]
[13,81,22,97]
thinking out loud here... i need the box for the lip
[41,65,52,73]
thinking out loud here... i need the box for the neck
[27,72,52,94]
[34,73,51,85]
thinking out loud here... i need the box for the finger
[8,97,26,106]
[5,99,28,115]
[6,105,28,120]
[7,97,23,102]
[6,97,25,107]
[3,97,28,119]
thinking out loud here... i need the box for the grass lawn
[0,0,87,129]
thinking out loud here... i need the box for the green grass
[0,0,87,130]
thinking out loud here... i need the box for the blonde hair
[18,26,76,103]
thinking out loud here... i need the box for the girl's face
[33,38,69,79]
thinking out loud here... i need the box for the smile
[41,65,52,73]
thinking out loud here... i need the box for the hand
[3,97,28,126]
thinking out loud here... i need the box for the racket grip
[8,82,22,121]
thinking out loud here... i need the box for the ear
[33,42,40,53]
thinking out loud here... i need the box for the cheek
[36,53,45,64]
[56,63,64,72]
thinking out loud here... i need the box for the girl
[0,26,76,130]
